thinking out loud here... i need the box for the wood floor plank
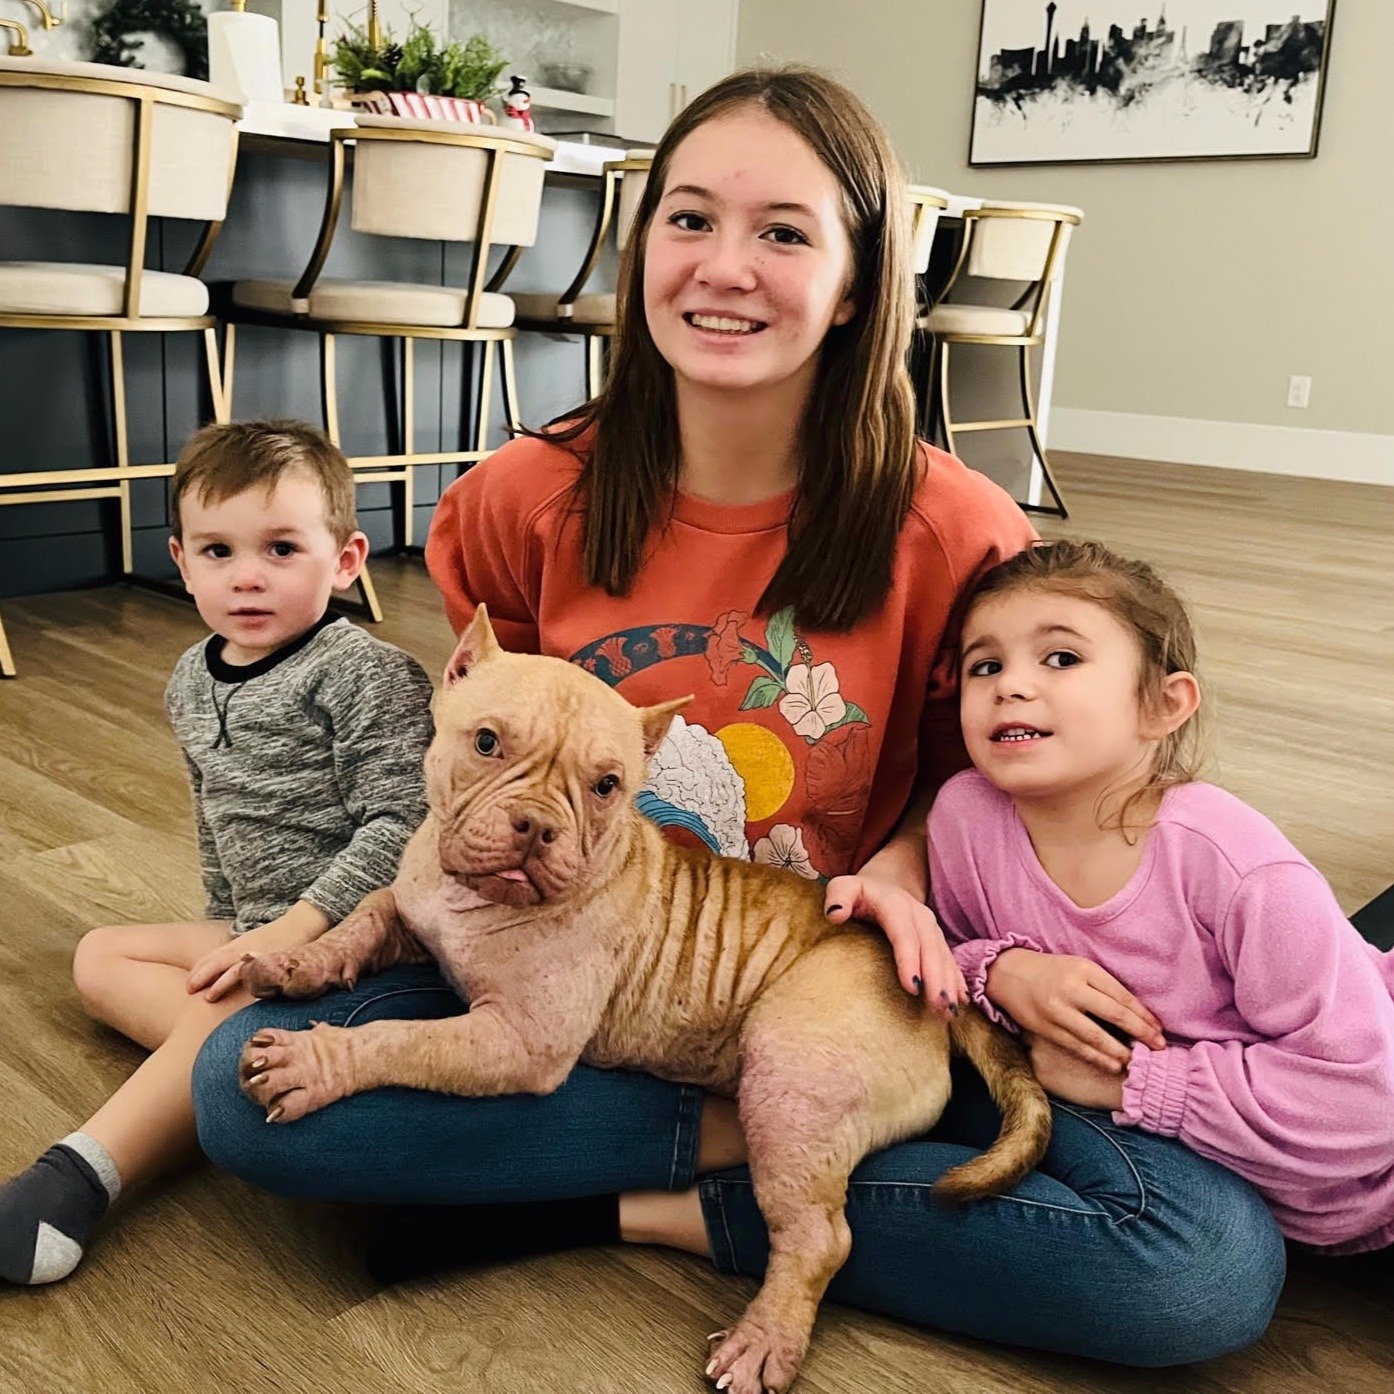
[16,829,203,931]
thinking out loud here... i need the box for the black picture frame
[968,1,1337,167]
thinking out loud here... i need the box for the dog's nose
[511,816,558,847]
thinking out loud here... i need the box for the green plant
[332,20,505,101]
[438,33,508,101]
[394,21,441,93]
[330,21,403,94]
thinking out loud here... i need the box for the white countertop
[237,101,624,177]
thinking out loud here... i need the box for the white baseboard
[1049,409,1394,488]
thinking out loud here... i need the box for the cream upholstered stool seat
[923,303,1034,337]
[508,290,616,326]
[919,198,1082,519]
[510,153,652,399]
[231,279,517,328]
[0,263,212,317]
[0,57,241,677]
[221,117,556,588]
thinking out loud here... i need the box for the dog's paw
[241,948,344,1000]
[705,1314,807,1394]
[239,1024,352,1123]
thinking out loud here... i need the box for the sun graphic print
[570,607,874,879]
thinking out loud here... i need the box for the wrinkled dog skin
[238,605,1051,1394]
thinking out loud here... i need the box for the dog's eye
[475,729,500,756]
[593,774,620,797]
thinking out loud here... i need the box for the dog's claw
[706,1331,729,1344]
[716,1376,733,1391]
[265,1106,284,1123]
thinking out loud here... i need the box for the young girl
[192,71,1285,1369]
[933,537,1394,1255]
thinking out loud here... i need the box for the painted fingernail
[247,1072,267,1088]
[912,975,922,992]
[948,1002,959,1016]
[265,1106,284,1123]
[250,1033,274,1047]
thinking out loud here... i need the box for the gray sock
[0,1133,121,1285]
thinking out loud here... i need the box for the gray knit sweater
[164,616,435,934]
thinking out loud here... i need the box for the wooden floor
[0,452,1391,1393]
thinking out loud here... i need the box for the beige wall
[738,1,1391,437]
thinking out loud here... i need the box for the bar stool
[907,184,951,305]
[223,117,557,586]
[0,58,241,677]
[920,200,1081,518]
[906,183,950,437]
[509,153,652,400]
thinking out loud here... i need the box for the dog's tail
[934,1007,1052,1203]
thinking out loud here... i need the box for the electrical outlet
[1287,375,1312,409]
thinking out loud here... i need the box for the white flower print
[778,662,847,741]
[752,823,819,879]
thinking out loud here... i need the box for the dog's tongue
[494,869,529,883]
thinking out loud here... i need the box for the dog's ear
[636,696,693,761]
[444,604,503,685]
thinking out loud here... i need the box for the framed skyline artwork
[969,2,1337,165]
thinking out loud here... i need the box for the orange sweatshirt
[425,435,1034,880]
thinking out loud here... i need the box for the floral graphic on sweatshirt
[571,606,873,877]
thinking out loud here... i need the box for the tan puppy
[237,606,1051,1394]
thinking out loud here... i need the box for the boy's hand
[1027,1035,1127,1111]
[187,902,332,1002]
[824,874,969,1020]
[986,947,1165,1072]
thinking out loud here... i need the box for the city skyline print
[970,2,1336,165]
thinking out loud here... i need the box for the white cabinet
[615,0,738,145]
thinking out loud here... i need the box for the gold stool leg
[351,564,384,623]
[585,334,604,400]
[473,336,495,458]
[1019,343,1068,519]
[0,605,15,678]
[203,326,229,424]
[321,332,341,445]
[499,336,522,437]
[109,330,135,575]
[401,336,415,549]
[938,339,957,460]
[220,322,238,420]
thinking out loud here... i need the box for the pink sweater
[929,770,1394,1253]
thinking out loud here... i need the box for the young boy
[0,420,435,1284]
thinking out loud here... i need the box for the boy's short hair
[171,420,358,544]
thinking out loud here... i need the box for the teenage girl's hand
[985,947,1166,1072]
[824,874,969,1021]
[1026,1035,1127,1111]
[187,901,332,1002]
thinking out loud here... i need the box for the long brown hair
[540,66,920,632]
[966,540,1207,831]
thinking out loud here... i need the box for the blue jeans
[192,965,1285,1367]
